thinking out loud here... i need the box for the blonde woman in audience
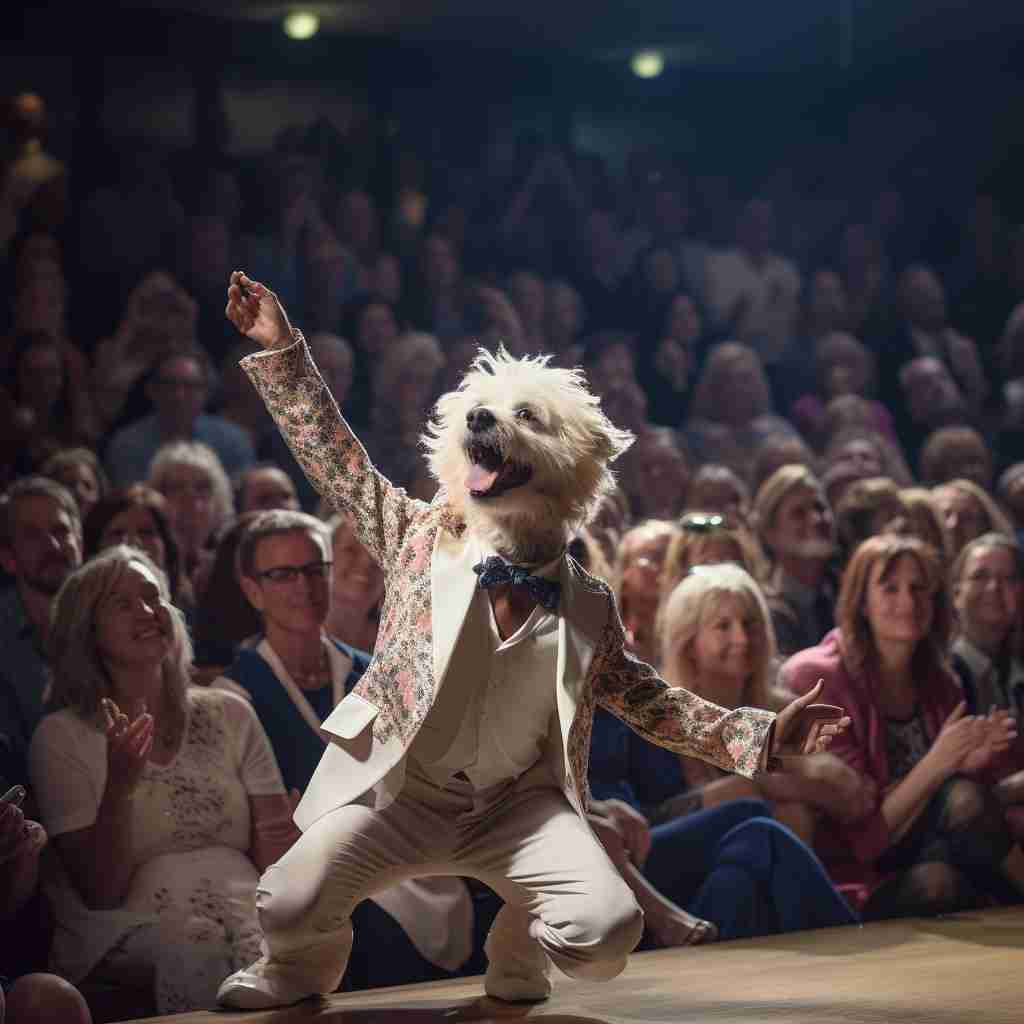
[931,478,1014,560]
[27,547,298,1013]
[660,513,766,604]
[148,440,233,586]
[658,564,871,844]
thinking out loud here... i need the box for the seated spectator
[918,424,993,489]
[890,487,949,559]
[895,355,972,471]
[585,485,632,568]
[506,269,548,356]
[634,292,701,426]
[235,464,300,515]
[106,348,255,487]
[884,265,988,417]
[90,272,199,431]
[191,514,263,676]
[822,426,913,497]
[3,330,98,475]
[684,464,750,526]
[931,478,1013,560]
[996,463,1024,543]
[341,296,403,428]
[581,329,639,395]
[749,434,818,497]
[658,564,871,845]
[217,339,271,450]
[0,478,82,777]
[614,520,681,664]
[363,332,445,500]
[753,466,837,657]
[834,477,906,567]
[616,426,691,521]
[588,722,857,944]
[686,342,799,479]
[782,535,1021,919]
[660,513,766,606]
[82,484,193,617]
[324,512,384,654]
[215,511,479,989]
[2,734,92,1024]
[148,440,233,586]
[950,535,1024,799]
[28,547,298,1014]
[40,447,109,523]
[790,332,895,445]
[544,279,585,365]
[703,199,801,377]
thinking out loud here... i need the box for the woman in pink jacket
[782,534,1022,918]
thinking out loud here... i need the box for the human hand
[962,708,1018,775]
[225,271,294,349]
[926,702,978,778]
[102,698,154,796]
[773,681,850,758]
[0,791,46,867]
[803,754,878,823]
[592,798,652,868]
[587,812,631,871]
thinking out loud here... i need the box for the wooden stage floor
[133,906,1024,1024]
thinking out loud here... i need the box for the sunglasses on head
[680,513,726,532]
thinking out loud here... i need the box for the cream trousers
[255,768,643,991]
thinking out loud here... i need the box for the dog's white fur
[423,348,634,564]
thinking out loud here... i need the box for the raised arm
[226,271,422,565]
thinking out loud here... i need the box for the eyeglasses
[680,513,726,532]
[255,561,333,584]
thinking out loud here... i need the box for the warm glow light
[283,10,319,40]
[631,50,665,79]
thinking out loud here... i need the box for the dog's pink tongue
[466,463,499,493]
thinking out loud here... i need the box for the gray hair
[148,440,233,526]
[47,545,192,721]
[0,475,81,549]
[236,509,329,580]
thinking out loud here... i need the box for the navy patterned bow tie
[473,556,562,611]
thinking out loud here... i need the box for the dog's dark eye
[515,407,534,422]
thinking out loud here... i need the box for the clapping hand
[225,272,293,350]
[962,708,1017,775]
[102,698,154,795]
[773,681,850,759]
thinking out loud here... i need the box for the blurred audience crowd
[3,84,1024,1021]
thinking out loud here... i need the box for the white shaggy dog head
[423,348,634,562]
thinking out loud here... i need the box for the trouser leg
[462,786,644,984]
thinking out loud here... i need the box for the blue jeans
[643,799,858,941]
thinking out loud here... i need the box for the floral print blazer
[242,333,776,828]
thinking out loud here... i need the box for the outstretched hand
[225,271,293,350]
[773,680,850,758]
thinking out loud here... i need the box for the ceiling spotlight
[630,50,665,79]
[283,10,320,40]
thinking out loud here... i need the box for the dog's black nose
[467,407,496,433]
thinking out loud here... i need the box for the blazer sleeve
[591,595,775,780]
[241,330,423,567]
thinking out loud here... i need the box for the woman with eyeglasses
[950,533,1024,819]
[782,534,1023,919]
[27,547,299,1013]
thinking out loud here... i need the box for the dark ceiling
[120,0,1024,69]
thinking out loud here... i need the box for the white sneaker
[483,910,552,1003]
[215,957,326,1010]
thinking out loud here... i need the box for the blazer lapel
[555,561,600,765]
[430,528,480,693]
